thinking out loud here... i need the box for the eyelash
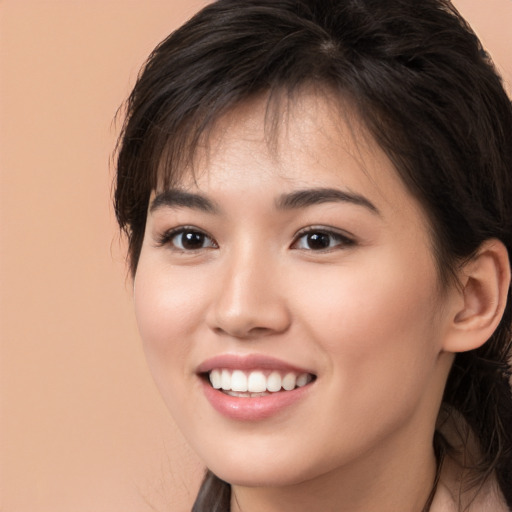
[157,226,355,252]
[157,226,218,251]
[291,227,356,251]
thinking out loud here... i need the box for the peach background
[0,1,510,511]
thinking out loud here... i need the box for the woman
[114,0,512,510]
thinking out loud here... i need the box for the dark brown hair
[115,0,512,509]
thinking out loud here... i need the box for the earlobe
[443,239,511,353]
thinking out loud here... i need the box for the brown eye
[293,229,354,251]
[304,232,331,250]
[169,229,216,250]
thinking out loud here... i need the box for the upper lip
[196,354,315,375]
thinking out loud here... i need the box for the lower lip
[201,379,313,421]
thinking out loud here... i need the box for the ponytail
[192,471,231,512]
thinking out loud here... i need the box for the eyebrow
[275,188,380,215]
[150,190,219,214]
[150,187,380,216]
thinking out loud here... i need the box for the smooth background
[0,1,510,511]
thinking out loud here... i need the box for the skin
[133,91,477,511]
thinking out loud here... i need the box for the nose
[206,247,291,339]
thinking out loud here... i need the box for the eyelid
[291,226,356,250]
[156,225,218,250]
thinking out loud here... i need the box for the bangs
[154,81,354,191]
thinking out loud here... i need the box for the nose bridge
[209,238,290,338]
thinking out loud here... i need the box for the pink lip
[197,354,316,422]
[200,380,313,421]
[196,353,314,374]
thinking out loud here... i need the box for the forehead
[159,90,413,215]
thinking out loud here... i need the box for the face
[134,92,455,488]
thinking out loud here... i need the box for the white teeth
[209,369,222,389]
[221,369,231,391]
[226,390,270,398]
[296,373,309,387]
[247,371,267,393]
[282,372,297,391]
[266,371,282,392]
[231,370,248,392]
[208,369,314,394]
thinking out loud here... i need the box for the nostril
[212,324,286,339]
[246,326,275,337]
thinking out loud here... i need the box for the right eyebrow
[149,189,219,214]
[275,187,380,215]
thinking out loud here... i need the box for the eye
[159,227,217,251]
[292,229,355,251]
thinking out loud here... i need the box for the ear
[442,239,511,353]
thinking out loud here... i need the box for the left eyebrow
[275,188,380,215]
[149,189,219,214]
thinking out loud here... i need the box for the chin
[199,444,331,490]
[211,464,312,489]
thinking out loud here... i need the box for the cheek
[289,263,444,459]
[295,250,442,390]
[133,259,209,384]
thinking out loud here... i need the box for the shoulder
[431,408,511,512]
[430,451,510,512]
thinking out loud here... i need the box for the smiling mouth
[205,369,316,397]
